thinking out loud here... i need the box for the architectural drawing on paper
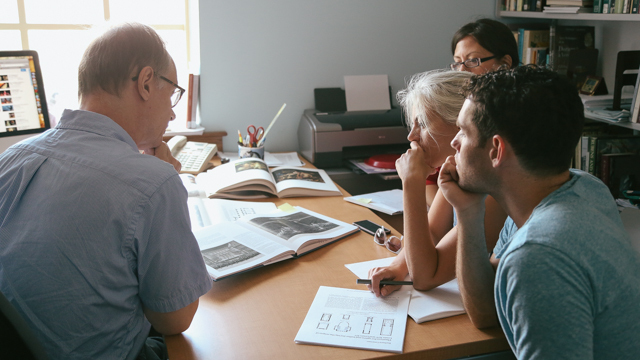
[320,313,331,322]
[317,322,329,330]
[334,321,351,332]
[381,319,394,336]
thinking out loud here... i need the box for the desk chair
[0,290,48,360]
[611,50,640,111]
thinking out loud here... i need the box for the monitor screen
[0,50,51,152]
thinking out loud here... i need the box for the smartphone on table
[353,220,391,236]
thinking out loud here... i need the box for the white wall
[198,0,495,153]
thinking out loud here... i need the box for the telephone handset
[167,135,218,174]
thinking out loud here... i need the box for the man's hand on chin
[144,142,182,173]
[438,156,485,214]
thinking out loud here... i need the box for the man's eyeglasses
[131,72,186,108]
[373,227,403,254]
[450,55,497,71]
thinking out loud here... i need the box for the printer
[298,108,409,169]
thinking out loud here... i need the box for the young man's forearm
[455,204,499,329]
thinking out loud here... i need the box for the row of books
[514,25,596,89]
[594,0,640,13]
[502,0,640,12]
[573,124,640,197]
[503,0,592,11]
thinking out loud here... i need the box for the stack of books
[544,0,594,12]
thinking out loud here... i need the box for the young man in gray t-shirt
[438,66,640,359]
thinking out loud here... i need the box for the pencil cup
[238,144,265,160]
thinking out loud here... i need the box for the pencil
[356,279,413,286]
[257,103,286,147]
[238,129,243,145]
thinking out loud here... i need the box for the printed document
[295,286,410,353]
[346,257,465,323]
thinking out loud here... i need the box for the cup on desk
[238,144,265,160]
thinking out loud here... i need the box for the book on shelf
[345,257,466,323]
[186,74,200,129]
[600,154,640,197]
[518,28,550,65]
[183,158,342,199]
[294,286,411,354]
[629,64,640,123]
[549,25,596,77]
[586,135,640,178]
[344,189,403,216]
[194,206,358,281]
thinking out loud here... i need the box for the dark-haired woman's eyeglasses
[450,55,497,71]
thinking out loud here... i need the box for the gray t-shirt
[494,170,640,359]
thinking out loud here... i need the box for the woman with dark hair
[450,18,519,74]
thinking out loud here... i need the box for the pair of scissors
[247,125,264,146]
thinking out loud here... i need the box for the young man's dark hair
[462,65,584,176]
[451,18,520,68]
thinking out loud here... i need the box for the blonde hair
[397,69,472,140]
[78,23,171,98]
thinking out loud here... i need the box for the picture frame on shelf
[580,75,608,96]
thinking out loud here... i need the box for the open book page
[294,286,410,354]
[179,173,207,198]
[345,257,465,323]
[344,189,403,215]
[197,158,277,196]
[271,167,342,198]
[193,221,294,280]
[241,207,358,255]
[187,198,279,229]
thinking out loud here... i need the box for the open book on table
[194,206,358,281]
[345,257,465,323]
[188,158,342,199]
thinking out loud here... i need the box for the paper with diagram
[294,286,410,353]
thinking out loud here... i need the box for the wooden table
[165,155,509,359]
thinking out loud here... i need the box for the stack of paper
[345,257,465,323]
[584,108,630,123]
[580,94,633,109]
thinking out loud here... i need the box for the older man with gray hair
[0,23,212,360]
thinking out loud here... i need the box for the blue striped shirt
[0,109,212,359]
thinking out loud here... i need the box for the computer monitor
[0,50,51,153]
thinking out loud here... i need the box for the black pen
[356,279,413,286]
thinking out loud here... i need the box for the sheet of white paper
[218,151,303,167]
[345,257,465,323]
[344,75,391,111]
[295,286,410,354]
[344,189,403,215]
[264,152,304,166]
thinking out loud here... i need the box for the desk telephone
[167,135,217,174]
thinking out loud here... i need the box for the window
[0,0,199,128]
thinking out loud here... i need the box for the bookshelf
[498,11,640,22]
[496,3,640,131]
